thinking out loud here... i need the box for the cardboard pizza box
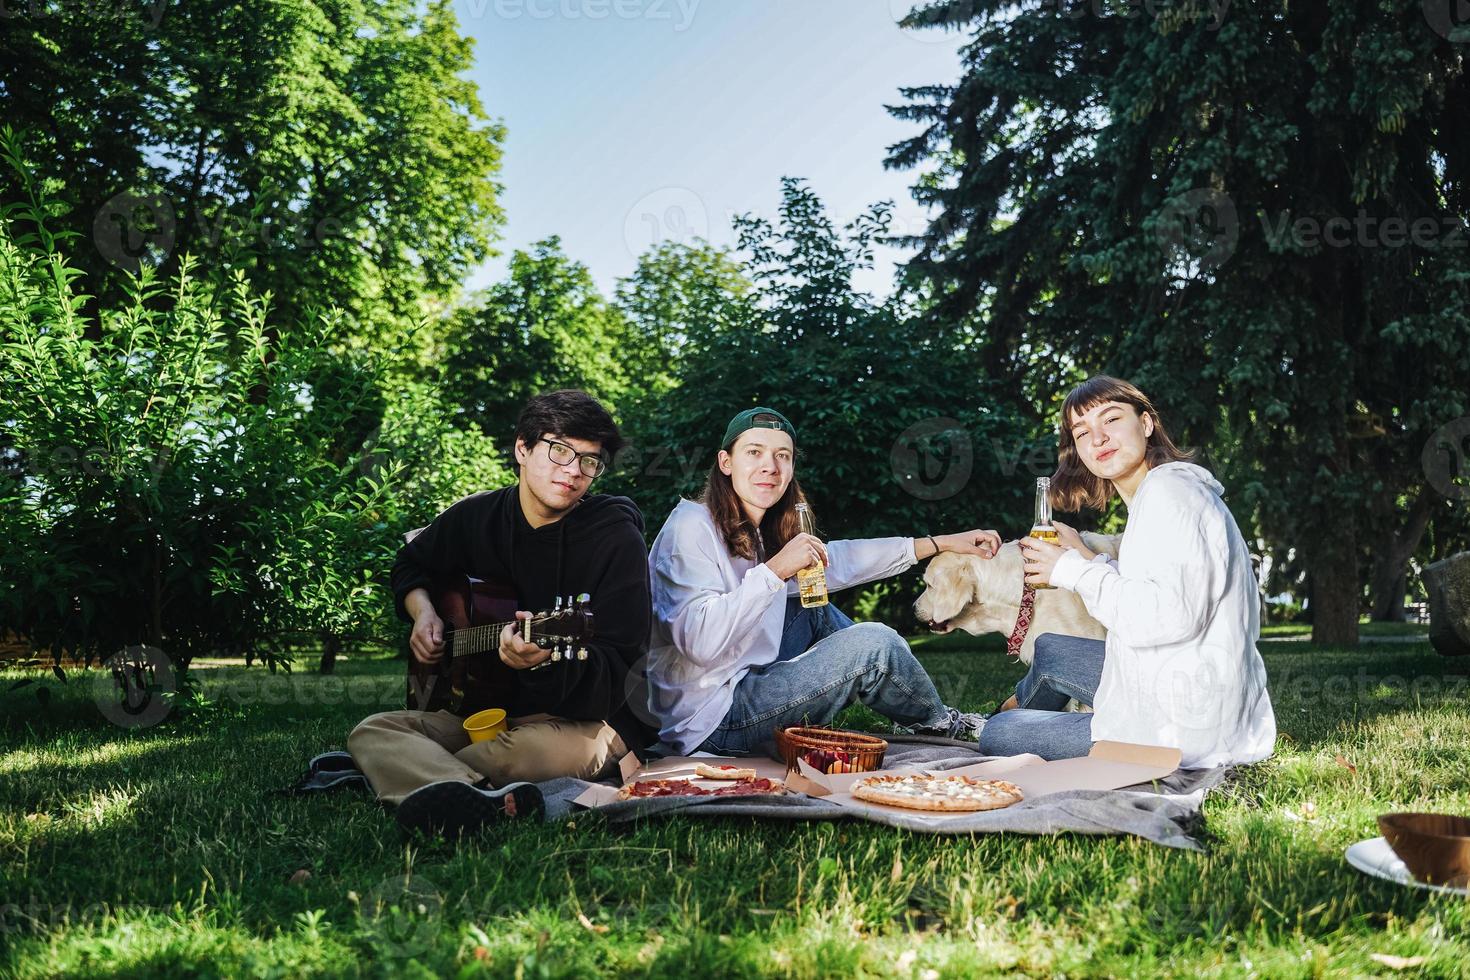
[786,740,1182,821]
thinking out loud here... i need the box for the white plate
[1345,837,1470,896]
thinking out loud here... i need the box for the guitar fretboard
[450,617,567,656]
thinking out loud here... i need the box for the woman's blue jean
[696,599,952,756]
[976,632,1104,760]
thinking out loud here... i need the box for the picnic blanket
[283,736,1230,851]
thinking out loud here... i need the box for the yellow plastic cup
[463,708,508,743]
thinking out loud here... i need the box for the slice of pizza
[849,774,1023,812]
[708,777,784,797]
[617,776,784,801]
[617,778,706,800]
[694,762,757,780]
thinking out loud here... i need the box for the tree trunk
[1370,567,1407,622]
[1368,491,1435,622]
[319,633,340,675]
[1310,529,1360,646]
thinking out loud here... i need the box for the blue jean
[696,599,952,756]
[976,632,1104,761]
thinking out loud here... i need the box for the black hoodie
[389,486,656,752]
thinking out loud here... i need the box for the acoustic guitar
[406,573,595,715]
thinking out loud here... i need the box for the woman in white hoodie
[994,376,1276,768]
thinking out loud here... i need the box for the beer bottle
[795,502,829,608]
[1029,477,1059,590]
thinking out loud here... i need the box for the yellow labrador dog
[913,532,1121,665]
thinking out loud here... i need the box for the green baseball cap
[721,407,796,451]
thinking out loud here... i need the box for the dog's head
[912,547,1025,637]
[912,551,973,633]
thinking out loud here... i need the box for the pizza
[848,774,1023,812]
[617,776,785,800]
[694,762,757,780]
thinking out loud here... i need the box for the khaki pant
[348,709,627,805]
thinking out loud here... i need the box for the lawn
[2,631,1468,978]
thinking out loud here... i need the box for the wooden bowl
[1377,812,1470,887]
[775,726,887,774]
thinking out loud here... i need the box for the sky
[455,0,966,299]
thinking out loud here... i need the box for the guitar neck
[449,619,528,657]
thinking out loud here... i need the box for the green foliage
[0,0,504,343]
[613,179,1035,622]
[615,239,755,397]
[442,237,640,444]
[889,0,1470,642]
[0,129,507,670]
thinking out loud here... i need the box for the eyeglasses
[539,438,607,478]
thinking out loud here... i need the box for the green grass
[2,639,1468,979]
[1259,621,1430,639]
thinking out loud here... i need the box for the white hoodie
[646,499,917,754]
[1049,462,1276,767]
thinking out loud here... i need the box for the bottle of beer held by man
[795,502,829,608]
[1030,477,1058,590]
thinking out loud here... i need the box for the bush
[0,128,509,673]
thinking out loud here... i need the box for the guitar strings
[448,615,575,653]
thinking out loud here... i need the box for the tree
[617,179,1034,622]
[889,0,1470,644]
[0,0,504,343]
[614,239,755,397]
[443,237,639,444]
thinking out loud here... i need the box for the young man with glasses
[348,390,654,837]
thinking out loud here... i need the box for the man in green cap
[642,406,1003,755]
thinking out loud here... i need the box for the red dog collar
[1007,583,1037,659]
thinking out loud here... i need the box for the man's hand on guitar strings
[500,610,552,671]
[410,609,446,665]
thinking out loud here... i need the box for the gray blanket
[286,738,1229,850]
[543,736,1229,851]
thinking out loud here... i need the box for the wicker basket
[775,726,888,774]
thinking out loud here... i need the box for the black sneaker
[395,780,544,839]
[307,751,358,776]
[272,751,369,797]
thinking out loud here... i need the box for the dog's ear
[967,541,1023,610]
[943,552,983,608]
